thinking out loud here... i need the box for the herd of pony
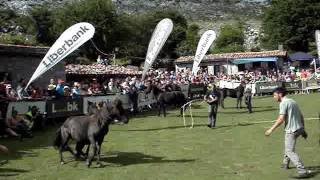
[54,82,252,167]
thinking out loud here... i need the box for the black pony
[219,82,245,109]
[53,99,129,167]
[146,83,187,117]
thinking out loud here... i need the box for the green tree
[261,0,320,52]
[51,0,118,59]
[176,23,200,56]
[213,22,245,53]
[0,9,17,28]
[3,0,189,68]
[28,5,54,44]
[0,9,38,45]
[118,10,188,67]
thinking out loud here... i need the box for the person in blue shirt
[204,84,219,128]
[71,82,81,98]
[55,79,65,97]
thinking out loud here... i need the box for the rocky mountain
[1,0,267,19]
[0,0,268,49]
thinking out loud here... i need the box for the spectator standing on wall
[6,84,18,101]
[63,86,71,97]
[55,79,65,97]
[48,79,56,90]
[90,78,101,94]
[47,84,56,97]
[31,87,43,99]
[16,79,29,100]
[135,78,145,91]
[128,79,138,113]
[71,82,81,98]
[121,80,130,95]
[107,78,118,93]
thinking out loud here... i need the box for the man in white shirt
[265,87,311,178]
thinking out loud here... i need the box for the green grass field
[1,94,320,180]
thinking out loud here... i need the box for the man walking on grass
[204,84,218,128]
[265,87,311,178]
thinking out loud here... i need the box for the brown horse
[53,99,129,167]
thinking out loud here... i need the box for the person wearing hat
[63,86,71,96]
[204,84,219,128]
[71,82,81,98]
[47,79,56,96]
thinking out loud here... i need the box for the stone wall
[0,44,69,89]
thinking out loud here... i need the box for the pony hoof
[97,163,102,168]
[60,161,65,165]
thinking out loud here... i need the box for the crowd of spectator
[65,64,141,75]
[1,66,320,102]
[1,65,320,140]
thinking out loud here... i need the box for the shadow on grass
[182,115,208,118]
[123,122,255,132]
[220,105,274,109]
[220,108,277,114]
[100,151,195,166]
[0,125,60,166]
[125,124,208,131]
[189,104,204,109]
[253,95,273,99]
[252,106,274,109]
[0,167,29,177]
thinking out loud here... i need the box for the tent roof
[232,57,277,64]
[289,52,314,61]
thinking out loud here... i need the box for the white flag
[26,22,95,88]
[192,30,216,76]
[142,18,173,80]
[315,30,320,59]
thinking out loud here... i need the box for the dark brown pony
[53,99,129,167]
[219,82,252,113]
[219,85,244,109]
[146,83,187,117]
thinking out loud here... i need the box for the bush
[113,58,130,66]
[0,33,37,46]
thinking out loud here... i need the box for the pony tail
[53,128,62,149]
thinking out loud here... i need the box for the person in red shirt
[301,69,308,80]
[90,78,101,94]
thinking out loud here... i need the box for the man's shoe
[298,170,313,178]
[281,164,289,170]
[207,125,215,128]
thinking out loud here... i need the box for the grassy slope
[1,94,320,180]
